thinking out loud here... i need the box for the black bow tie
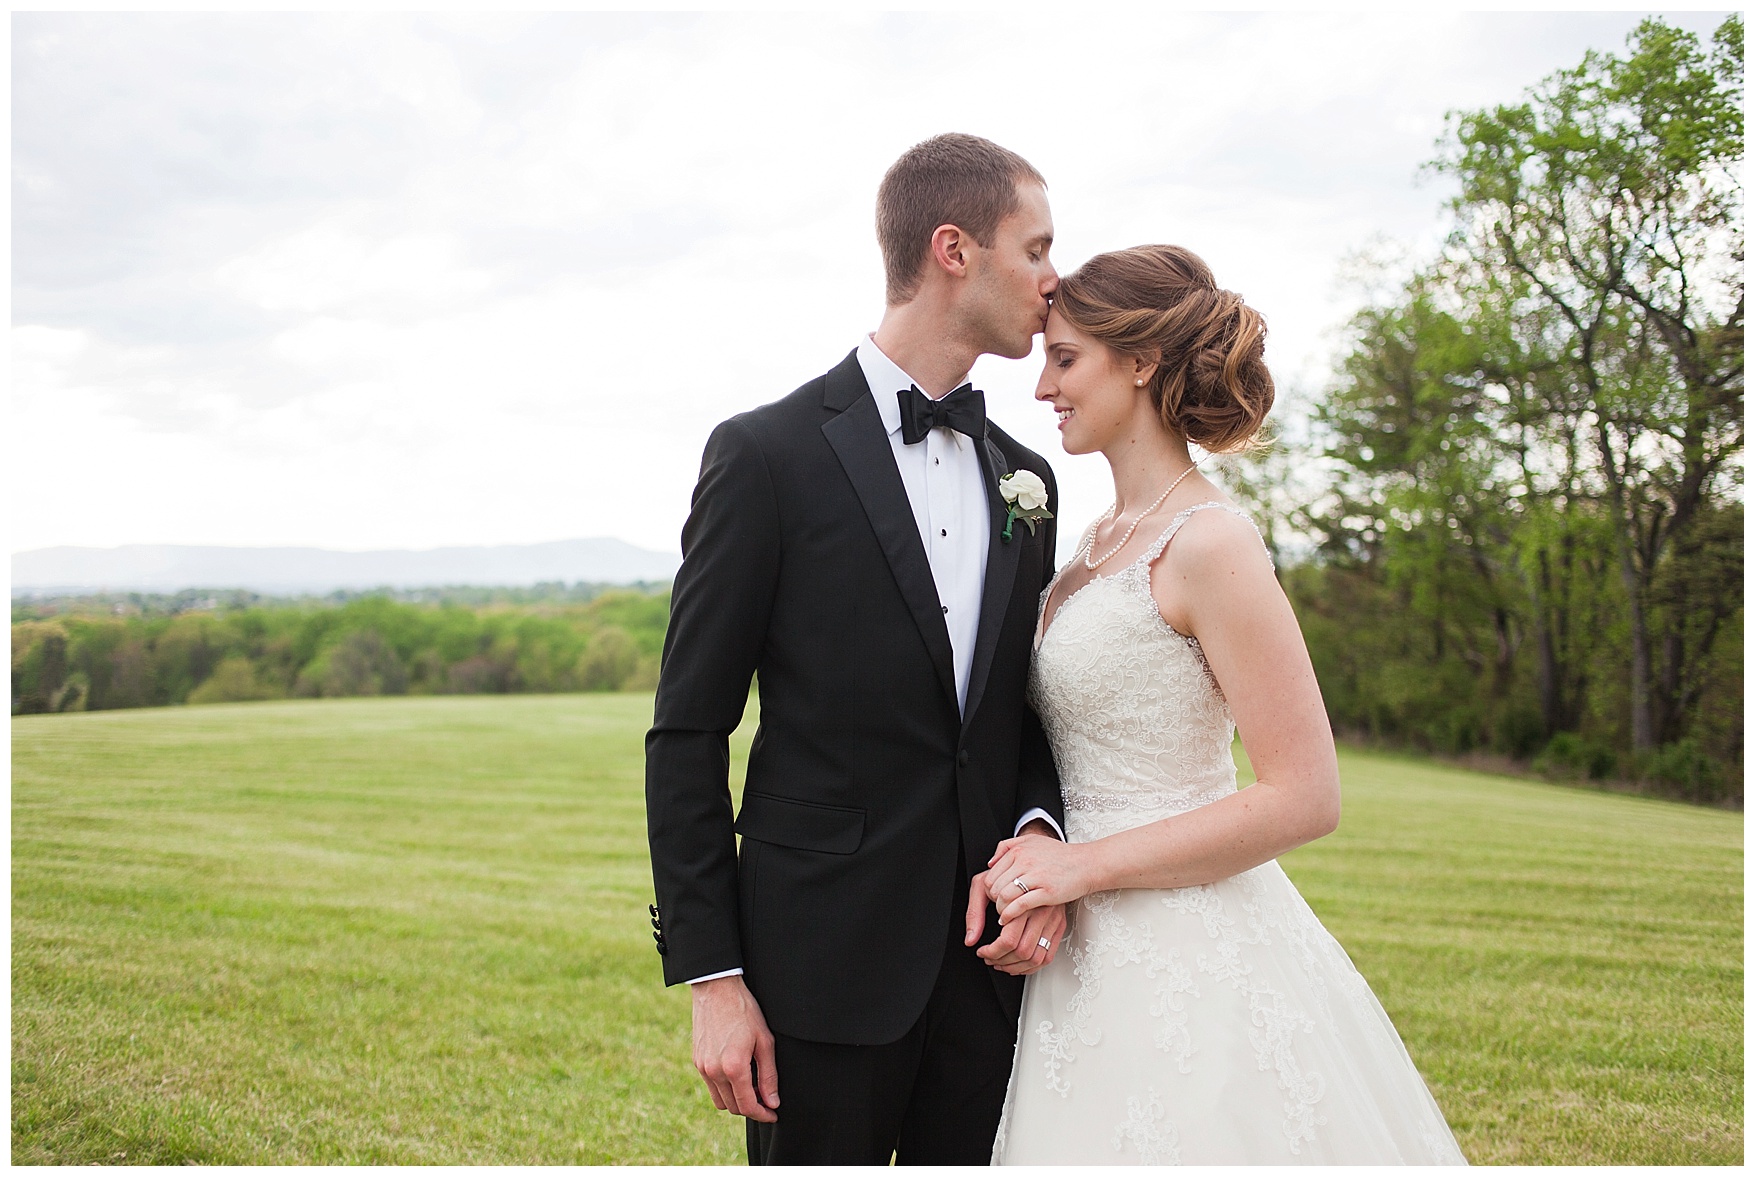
[897,383,985,445]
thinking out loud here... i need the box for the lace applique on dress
[1112,1086,1178,1164]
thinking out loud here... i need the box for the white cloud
[10,10,1735,559]
[217,219,493,317]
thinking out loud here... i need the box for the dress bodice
[1028,502,1268,841]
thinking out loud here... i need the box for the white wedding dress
[992,503,1467,1165]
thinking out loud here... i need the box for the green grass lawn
[12,695,1743,1164]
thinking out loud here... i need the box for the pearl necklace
[1082,464,1198,571]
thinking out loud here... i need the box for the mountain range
[11,538,680,596]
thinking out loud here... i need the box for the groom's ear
[928,223,971,280]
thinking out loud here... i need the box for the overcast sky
[11,10,1731,561]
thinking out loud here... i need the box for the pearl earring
[1135,379,1144,387]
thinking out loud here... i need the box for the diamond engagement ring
[1012,877,1029,893]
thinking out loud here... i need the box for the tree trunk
[1621,550,1656,752]
[1530,559,1562,734]
[1596,419,1657,753]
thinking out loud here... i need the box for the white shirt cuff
[686,967,744,985]
[1015,808,1065,841]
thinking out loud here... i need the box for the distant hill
[11,538,680,596]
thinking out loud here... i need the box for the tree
[1434,15,1744,752]
[577,626,638,691]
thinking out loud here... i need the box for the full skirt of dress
[992,861,1467,1165]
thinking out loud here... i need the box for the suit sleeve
[645,418,780,986]
[1014,458,1065,832]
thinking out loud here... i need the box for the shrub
[189,657,283,705]
[107,640,155,709]
[626,653,661,692]
[1534,732,1618,781]
[1640,739,1727,805]
[446,654,514,695]
[297,630,408,698]
[11,622,69,714]
[1493,705,1549,759]
[577,627,638,691]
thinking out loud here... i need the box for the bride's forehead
[1043,313,1089,347]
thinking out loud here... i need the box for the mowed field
[12,694,1743,1165]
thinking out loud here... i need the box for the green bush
[577,626,638,691]
[1640,739,1727,805]
[296,630,409,698]
[1533,732,1619,782]
[11,621,71,714]
[1492,705,1549,759]
[188,657,284,705]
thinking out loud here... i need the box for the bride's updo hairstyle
[1053,245,1274,452]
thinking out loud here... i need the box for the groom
[645,133,1066,1165]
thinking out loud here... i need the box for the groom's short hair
[877,133,1045,306]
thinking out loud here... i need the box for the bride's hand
[986,835,1095,924]
[966,867,1068,976]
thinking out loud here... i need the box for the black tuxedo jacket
[645,349,1064,1045]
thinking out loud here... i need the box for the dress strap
[1140,501,1272,568]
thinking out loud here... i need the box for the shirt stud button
[942,605,949,614]
[940,529,947,537]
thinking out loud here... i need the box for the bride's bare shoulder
[1148,502,1276,633]
[1152,501,1270,574]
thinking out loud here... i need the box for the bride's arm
[985,509,1339,919]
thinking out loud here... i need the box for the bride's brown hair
[1053,245,1274,452]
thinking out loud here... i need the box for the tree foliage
[1296,16,1742,804]
[10,589,670,716]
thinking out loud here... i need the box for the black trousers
[746,859,1018,1165]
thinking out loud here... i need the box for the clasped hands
[692,827,1087,1124]
[963,825,1085,976]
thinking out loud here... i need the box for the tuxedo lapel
[961,432,1022,729]
[820,355,959,712]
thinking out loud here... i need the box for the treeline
[1243,17,1743,806]
[10,579,672,619]
[11,588,669,714]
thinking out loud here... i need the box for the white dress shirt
[857,334,991,714]
[685,338,1059,985]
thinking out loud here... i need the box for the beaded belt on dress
[1063,784,1236,816]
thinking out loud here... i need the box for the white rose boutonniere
[998,469,1053,542]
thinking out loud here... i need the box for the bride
[976,245,1467,1165]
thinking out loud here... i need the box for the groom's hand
[691,975,780,1123]
[973,894,1068,975]
[965,831,1070,976]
